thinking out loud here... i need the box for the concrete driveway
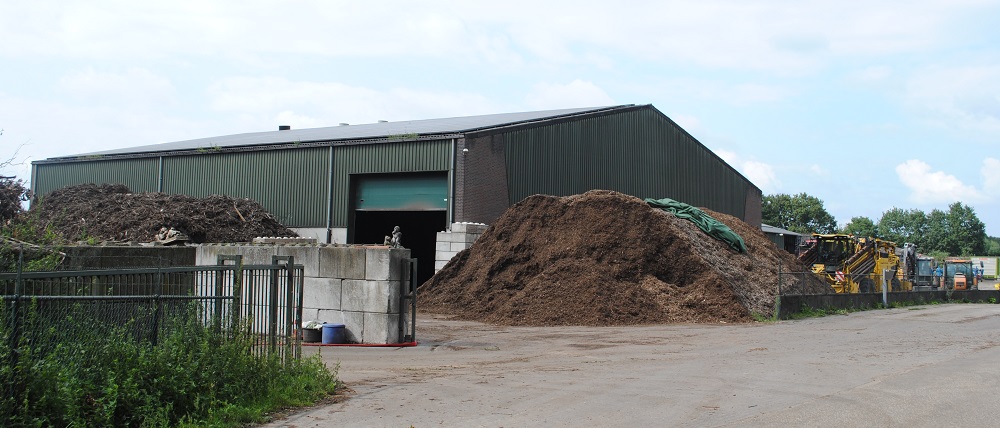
[267,304,1000,427]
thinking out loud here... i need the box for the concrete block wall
[196,244,410,344]
[435,222,489,272]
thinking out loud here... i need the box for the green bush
[1,302,337,427]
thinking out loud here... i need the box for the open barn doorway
[348,172,450,285]
[352,211,445,285]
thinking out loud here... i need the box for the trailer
[971,257,998,279]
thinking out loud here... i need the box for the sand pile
[21,183,296,243]
[418,190,827,326]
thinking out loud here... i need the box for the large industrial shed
[32,104,762,283]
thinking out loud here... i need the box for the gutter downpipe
[157,156,164,192]
[447,138,456,227]
[325,145,334,243]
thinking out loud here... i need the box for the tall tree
[944,202,986,256]
[921,203,986,256]
[877,207,927,246]
[985,236,1000,257]
[924,209,950,254]
[842,216,877,238]
[762,193,837,234]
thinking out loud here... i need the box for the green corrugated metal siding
[331,140,451,226]
[32,158,159,197]
[504,107,752,219]
[161,147,328,227]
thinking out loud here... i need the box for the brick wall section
[196,244,411,344]
[456,134,511,224]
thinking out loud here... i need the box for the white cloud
[714,149,737,166]
[208,77,497,128]
[638,78,796,106]
[984,157,1000,194]
[669,114,702,134]
[0,92,208,182]
[524,80,616,110]
[905,64,1000,134]
[58,67,175,107]
[2,1,992,74]
[713,149,781,192]
[895,159,985,203]
[810,164,829,175]
[742,161,781,192]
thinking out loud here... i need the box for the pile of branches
[17,183,296,244]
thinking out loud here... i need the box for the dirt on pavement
[268,305,1000,428]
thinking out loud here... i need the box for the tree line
[762,193,999,257]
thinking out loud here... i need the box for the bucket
[302,327,322,343]
[321,323,346,344]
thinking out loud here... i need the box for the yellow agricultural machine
[798,234,911,293]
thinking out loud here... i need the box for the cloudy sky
[2,1,999,235]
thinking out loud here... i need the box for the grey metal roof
[63,105,632,159]
[761,223,803,236]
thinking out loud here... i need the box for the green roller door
[354,174,448,211]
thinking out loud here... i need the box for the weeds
[1,302,337,427]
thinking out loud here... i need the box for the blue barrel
[321,323,346,344]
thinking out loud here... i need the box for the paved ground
[266,300,1000,428]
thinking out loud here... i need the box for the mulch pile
[22,183,296,243]
[418,190,827,326]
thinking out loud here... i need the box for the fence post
[151,263,163,345]
[268,258,280,357]
[6,245,25,398]
[217,255,244,333]
[294,264,302,360]
[775,259,782,320]
[276,255,296,363]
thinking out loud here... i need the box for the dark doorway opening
[352,210,446,285]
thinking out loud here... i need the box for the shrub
[1,302,337,427]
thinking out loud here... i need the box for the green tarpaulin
[645,197,747,254]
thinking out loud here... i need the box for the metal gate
[2,256,305,362]
[399,257,417,343]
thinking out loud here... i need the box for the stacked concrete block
[196,243,410,344]
[435,222,489,272]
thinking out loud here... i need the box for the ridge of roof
[56,105,635,159]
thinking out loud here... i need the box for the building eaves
[761,223,803,236]
[42,105,632,162]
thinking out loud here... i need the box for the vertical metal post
[294,265,303,360]
[151,263,163,345]
[268,260,279,356]
[882,269,890,307]
[273,255,296,363]
[213,264,224,331]
[218,255,243,332]
[398,259,406,343]
[7,245,25,398]
[410,258,417,343]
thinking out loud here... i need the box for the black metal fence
[2,254,304,366]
